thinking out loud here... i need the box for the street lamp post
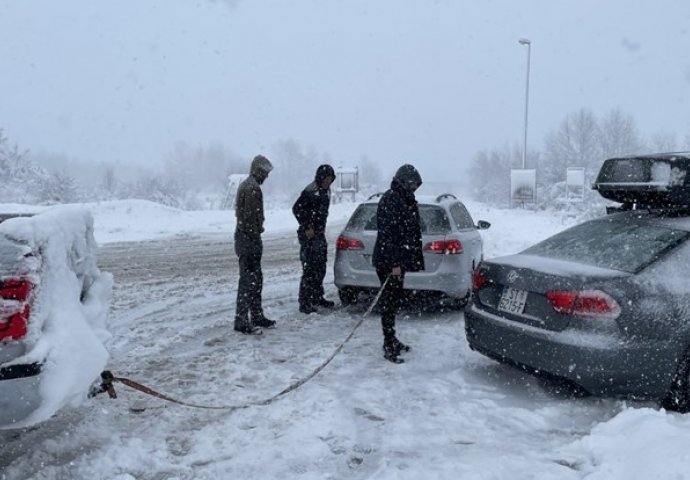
[518,38,531,169]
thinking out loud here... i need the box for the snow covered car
[0,206,112,429]
[334,193,490,308]
[466,152,690,410]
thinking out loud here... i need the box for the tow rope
[90,282,388,411]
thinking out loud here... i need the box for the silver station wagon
[334,193,490,308]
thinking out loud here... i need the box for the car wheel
[338,287,359,305]
[661,350,690,413]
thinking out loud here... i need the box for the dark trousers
[234,230,264,326]
[298,232,327,308]
[376,268,405,343]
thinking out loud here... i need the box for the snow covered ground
[2,198,690,479]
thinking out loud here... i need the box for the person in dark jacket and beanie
[292,164,336,314]
[372,164,425,363]
[233,154,276,335]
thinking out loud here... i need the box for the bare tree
[648,131,677,153]
[467,145,521,205]
[0,129,30,182]
[541,108,601,184]
[683,133,690,151]
[165,141,244,195]
[267,138,320,201]
[599,108,645,159]
[133,176,183,208]
[38,171,79,204]
[358,155,383,188]
[101,165,117,197]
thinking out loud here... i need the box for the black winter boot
[315,298,336,308]
[234,322,263,335]
[383,340,404,364]
[254,317,277,329]
[392,337,411,354]
[299,304,317,314]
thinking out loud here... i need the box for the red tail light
[336,235,364,251]
[472,268,487,291]
[546,290,621,319]
[0,279,33,341]
[423,239,463,254]
[0,279,32,301]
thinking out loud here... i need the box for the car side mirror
[476,220,491,230]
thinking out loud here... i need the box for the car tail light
[423,239,463,255]
[546,289,621,319]
[472,268,488,291]
[0,278,34,341]
[336,235,364,251]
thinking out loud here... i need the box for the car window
[523,218,690,273]
[345,204,378,231]
[419,206,451,234]
[449,203,475,229]
[345,203,450,234]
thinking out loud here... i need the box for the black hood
[315,164,336,185]
[392,164,422,191]
[250,155,273,184]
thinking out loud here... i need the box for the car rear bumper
[465,304,679,400]
[0,363,42,428]
[334,264,471,299]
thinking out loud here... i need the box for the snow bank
[462,200,577,257]
[566,407,690,478]
[82,199,359,244]
[0,206,112,428]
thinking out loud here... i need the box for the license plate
[497,287,528,315]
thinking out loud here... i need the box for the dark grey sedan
[466,208,690,410]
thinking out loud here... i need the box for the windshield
[523,218,690,273]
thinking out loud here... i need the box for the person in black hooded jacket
[372,164,425,363]
[292,164,336,313]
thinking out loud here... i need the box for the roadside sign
[510,169,537,206]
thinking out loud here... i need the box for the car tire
[661,350,690,413]
[338,287,359,305]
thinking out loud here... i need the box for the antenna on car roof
[435,193,457,203]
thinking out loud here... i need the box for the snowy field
[2,198,690,479]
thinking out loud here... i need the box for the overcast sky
[1,0,689,180]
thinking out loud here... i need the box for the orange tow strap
[93,306,369,411]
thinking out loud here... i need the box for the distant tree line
[0,129,383,209]
[468,107,690,207]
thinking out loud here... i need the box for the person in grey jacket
[233,155,275,335]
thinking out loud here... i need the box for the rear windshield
[346,204,451,234]
[523,218,690,273]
